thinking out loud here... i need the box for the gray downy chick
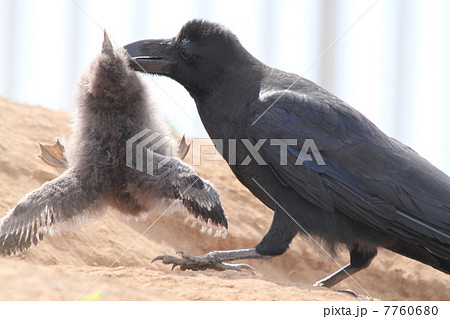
[0,32,227,256]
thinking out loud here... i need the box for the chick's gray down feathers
[0,32,227,256]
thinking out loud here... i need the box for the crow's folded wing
[248,90,450,257]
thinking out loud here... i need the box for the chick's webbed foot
[152,249,262,273]
[38,138,68,168]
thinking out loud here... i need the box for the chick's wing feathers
[129,151,227,228]
[0,169,101,256]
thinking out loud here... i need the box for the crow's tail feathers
[386,239,450,275]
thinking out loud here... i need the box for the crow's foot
[152,249,255,273]
[336,289,358,298]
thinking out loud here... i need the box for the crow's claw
[152,249,255,273]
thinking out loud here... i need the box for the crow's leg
[255,204,299,256]
[153,205,298,272]
[314,247,377,288]
[152,248,268,272]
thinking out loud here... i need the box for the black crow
[0,31,227,256]
[124,20,450,288]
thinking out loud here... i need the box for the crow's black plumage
[124,19,450,287]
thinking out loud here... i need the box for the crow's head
[124,20,260,97]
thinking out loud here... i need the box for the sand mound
[0,98,448,300]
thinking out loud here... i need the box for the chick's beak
[102,30,114,55]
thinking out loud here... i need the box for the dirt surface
[0,98,449,301]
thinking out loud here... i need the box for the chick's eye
[180,48,193,59]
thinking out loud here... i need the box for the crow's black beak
[124,39,175,75]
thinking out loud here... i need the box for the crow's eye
[180,48,193,59]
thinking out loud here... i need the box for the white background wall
[0,0,449,174]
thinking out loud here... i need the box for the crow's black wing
[248,90,450,257]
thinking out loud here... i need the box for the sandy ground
[0,98,449,301]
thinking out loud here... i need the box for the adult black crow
[124,20,450,287]
[0,31,227,256]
